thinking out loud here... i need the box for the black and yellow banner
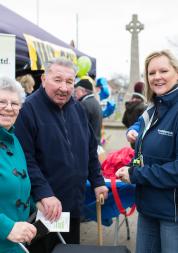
[24,34,77,70]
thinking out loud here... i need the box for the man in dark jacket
[15,57,108,253]
[74,77,102,145]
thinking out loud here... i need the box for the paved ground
[80,127,137,253]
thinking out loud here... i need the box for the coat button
[13,169,18,176]
[22,170,27,179]
[7,150,13,156]
[24,203,29,208]
[12,169,27,178]
[16,199,29,209]
[16,199,21,207]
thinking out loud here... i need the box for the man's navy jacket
[15,86,105,218]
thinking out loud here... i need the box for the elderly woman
[116,50,178,253]
[0,77,36,253]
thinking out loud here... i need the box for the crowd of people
[1,48,178,253]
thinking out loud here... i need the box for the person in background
[116,49,178,253]
[15,57,108,253]
[122,81,147,129]
[74,77,103,145]
[16,74,35,96]
[122,82,147,148]
[122,82,146,128]
[0,77,36,253]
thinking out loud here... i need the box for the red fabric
[101,147,135,216]
[101,147,134,179]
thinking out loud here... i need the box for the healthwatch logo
[158,129,173,137]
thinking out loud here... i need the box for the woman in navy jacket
[116,50,178,253]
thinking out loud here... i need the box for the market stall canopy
[0,4,96,77]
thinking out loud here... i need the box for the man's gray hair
[44,57,78,75]
[0,76,26,104]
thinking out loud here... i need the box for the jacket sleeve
[122,109,129,128]
[127,116,142,134]
[15,103,54,202]
[0,213,14,240]
[87,124,105,188]
[129,131,178,188]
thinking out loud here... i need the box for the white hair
[44,57,78,75]
[0,76,26,104]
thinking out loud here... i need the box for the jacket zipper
[174,188,177,222]
[60,110,74,160]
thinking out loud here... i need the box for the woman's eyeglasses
[0,100,21,111]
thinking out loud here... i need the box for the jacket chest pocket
[143,129,175,158]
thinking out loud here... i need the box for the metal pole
[18,243,30,253]
[36,0,39,26]
[76,13,79,49]
[57,232,67,244]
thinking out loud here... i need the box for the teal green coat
[0,126,31,253]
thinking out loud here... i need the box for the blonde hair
[144,49,178,102]
[16,74,35,94]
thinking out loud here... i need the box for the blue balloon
[99,86,110,100]
[102,101,116,118]
[96,77,110,100]
[96,77,108,88]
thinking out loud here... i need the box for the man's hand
[7,222,37,243]
[37,196,62,222]
[115,166,131,184]
[127,130,138,143]
[94,185,108,200]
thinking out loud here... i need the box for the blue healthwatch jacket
[129,86,178,222]
[15,86,105,218]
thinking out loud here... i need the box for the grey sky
[1,0,178,79]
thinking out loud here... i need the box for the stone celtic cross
[126,14,144,93]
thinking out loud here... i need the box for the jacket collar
[79,93,94,102]
[154,84,178,107]
[0,126,14,144]
[142,85,178,128]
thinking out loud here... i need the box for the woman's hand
[127,130,138,143]
[115,166,131,184]
[7,222,37,243]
